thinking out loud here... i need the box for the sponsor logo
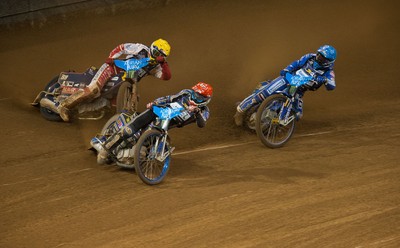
[61,81,80,88]
[61,86,78,94]
[60,74,68,80]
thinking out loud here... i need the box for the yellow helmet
[150,39,171,58]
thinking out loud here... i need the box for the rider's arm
[282,53,314,73]
[150,62,171,80]
[108,44,125,59]
[195,106,210,128]
[303,69,336,91]
[323,70,336,90]
[152,95,172,106]
[152,90,189,106]
[108,43,149,59]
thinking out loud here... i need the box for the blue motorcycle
[94,102,188,185]
[255,72,314,148]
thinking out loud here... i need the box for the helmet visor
[192,91,208,104]
[152,46,166,58]
[316,53,332,66]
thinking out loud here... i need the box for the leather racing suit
[236,53,335,119]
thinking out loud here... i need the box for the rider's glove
[146,102,154,109]
[188,105,200,113]
[299,81,317,92]
[105,57,114,65]
[156,56,165,64]
[313,75,327,84]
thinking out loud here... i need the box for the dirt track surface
[1,1,400,247]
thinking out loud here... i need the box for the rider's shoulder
[300,53,315,60]
[124,43,150,53]
[180,89,193,95]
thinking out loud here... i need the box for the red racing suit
[90,43,171,97]
[62,43,172,110]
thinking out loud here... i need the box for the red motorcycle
[31,57,150,121]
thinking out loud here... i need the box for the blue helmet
[315,45,337,69]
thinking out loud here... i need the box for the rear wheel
[134,129,171,185]
[243,105,259,131]
[255,94,296,148]
[40,76,62,122]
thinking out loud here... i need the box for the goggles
[316,53,332,66]
[152,46,166,58]
[192,91,208,104]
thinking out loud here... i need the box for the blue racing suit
[101,89,210,152]
[237,53,336,117]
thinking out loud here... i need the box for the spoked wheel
[100,114,120,136]
[116,81,137,113]
[134,129,171,185]
[255,94,296,148]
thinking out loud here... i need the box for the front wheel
[116,81,137,113]
[255,94,296,148]
[134,129,171,185]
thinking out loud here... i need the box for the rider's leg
[234,78,285,126]
[40,98,59,113]
[97,109,157,163]
[58,63,114,121]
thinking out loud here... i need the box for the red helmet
[192,82,213,98]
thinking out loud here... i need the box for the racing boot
[96,132,124,164]
[58,105,71,122]
[233,110,244,127]
[57,89,90,122]
[90,136,106,153]
[40,98,59,113]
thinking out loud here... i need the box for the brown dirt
[1,0,400,247]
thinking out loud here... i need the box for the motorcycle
[94,102,192,185]
[255,71,314,148]
[31,57,151,121]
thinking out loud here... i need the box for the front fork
[153,119,172,162]
[278,86,296,126]
[153,133,174,162]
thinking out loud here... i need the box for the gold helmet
[150,39,171,58]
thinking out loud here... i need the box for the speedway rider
[41,39,172,122]
[234,45,337,126]
[91,82,213,164]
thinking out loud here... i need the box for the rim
[259,99,294,146]
[138,134,170,182]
